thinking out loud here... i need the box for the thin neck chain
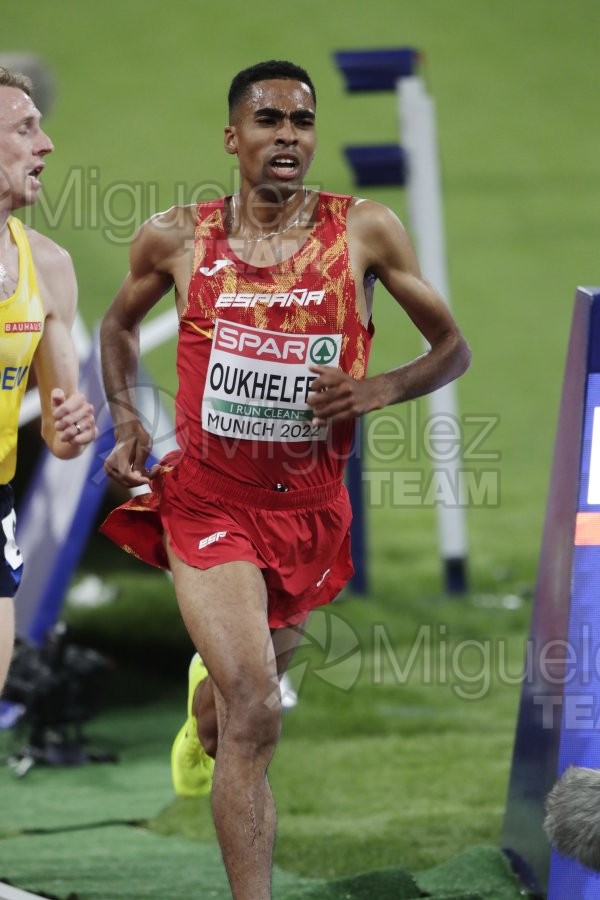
[0,261,17,300]
[231,188,310,243]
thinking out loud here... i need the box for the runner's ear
[224,126,238,156]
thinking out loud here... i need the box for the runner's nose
[275,118,298,145]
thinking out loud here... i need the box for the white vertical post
[398,76,468,591]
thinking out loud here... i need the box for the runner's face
[225,79,316,196]
[0,86,53,211]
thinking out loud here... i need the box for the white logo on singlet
[216,289,325,309]
[199,259,234,276]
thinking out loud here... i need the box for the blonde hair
[0,67,33,96]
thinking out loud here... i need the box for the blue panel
[548,543,600,897]
[344,144,406,187]
[548,369,600,896]
[501,290,591,895]
[334,48,420,92]
[577,373,600,512]
[589,293,600,373]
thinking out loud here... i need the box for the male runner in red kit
[100,60,471,900]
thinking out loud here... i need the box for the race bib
[202,320,342,442]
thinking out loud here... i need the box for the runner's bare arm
[100,211,178,486]
[30,238,97,457]
[308,199,471,426]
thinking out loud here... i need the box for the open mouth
[269,155,300,179]
[27,165,44,186]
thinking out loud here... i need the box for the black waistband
[0,483,14,519]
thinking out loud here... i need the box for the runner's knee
[224,695,282,756]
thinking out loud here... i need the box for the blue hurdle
[333,47,469,595]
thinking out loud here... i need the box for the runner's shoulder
[24,226,74,279]
[131,204,196,267]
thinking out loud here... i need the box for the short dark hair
[228,60,316,119]
[0,67,33,96]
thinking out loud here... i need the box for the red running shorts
[100,453,354,628]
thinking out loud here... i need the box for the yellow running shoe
[171,654,215,797]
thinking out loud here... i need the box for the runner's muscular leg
[193,620,306,757]
[165,538,281,900]
[0,597,15,693]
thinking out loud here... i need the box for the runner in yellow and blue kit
[0,67,97,693]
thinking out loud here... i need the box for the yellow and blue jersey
[0,217,44,483]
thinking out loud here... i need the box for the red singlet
[101,192,374,626]
[178,191,373,486]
